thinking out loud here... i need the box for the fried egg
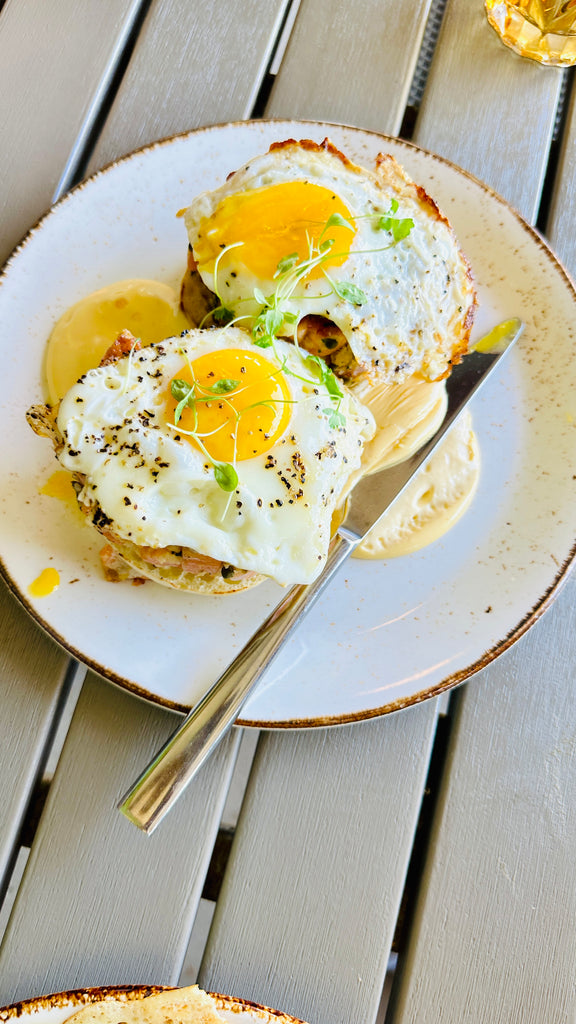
[182,139,476,383]
[53,326,375,586]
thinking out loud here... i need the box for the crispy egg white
[183,139,476,383]
[55,326,375,586]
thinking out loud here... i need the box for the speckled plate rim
[1,116,575,727]
[0,985,308,1024]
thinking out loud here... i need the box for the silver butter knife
[119,317,523,833]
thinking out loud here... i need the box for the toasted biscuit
[63,987,224,1024]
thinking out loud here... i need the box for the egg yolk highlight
[194,181,356,282]
[168,349,292,463]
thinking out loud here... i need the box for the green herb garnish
[213,462,239,491]
[377,198,414,242]
[209,377,239,394]
[198,203,415,433]
[170,376,240,492]
[331,280,367,305]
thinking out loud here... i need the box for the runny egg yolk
[168,348,292,463]
[193,181,356,282]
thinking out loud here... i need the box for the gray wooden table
[1,1,576,1021]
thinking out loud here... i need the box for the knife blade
[119,317,523,833]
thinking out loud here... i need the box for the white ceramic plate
[0,986,306,1024]
[1,119,576,726]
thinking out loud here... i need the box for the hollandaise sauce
[45,279,190,403]
[348,378,480,559]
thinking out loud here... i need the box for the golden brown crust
[26,402,61,448]
[63,985,225,1024]
[268,136,358,170]
[99,329,141,366]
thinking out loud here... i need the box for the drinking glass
[485,0,576,65]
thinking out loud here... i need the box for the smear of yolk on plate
[28,567,60,598]
[40,469,84,518]
[45,279,191,403]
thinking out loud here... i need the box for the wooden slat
[391,578,576,1023]
[197,8,444,1022]
[415,0,563,222]
[0,0,141,922]
[0,579,76,894]
[388,4,576,1021]
[0,0,291,1002]
[199,706,439,1024]
[0,0,144,264]
[85,0,293,174]
[0,0,150,888]
[0,674,241,1005]
[266,0,434,136]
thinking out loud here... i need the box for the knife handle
[118,530,357,833]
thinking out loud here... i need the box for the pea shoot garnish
[170,376,240,492]
[376,198,414,242]
[204,199,414,349]
[213,462,239,492]
[306,355,346,428]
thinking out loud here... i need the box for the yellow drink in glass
[485,0,576,64]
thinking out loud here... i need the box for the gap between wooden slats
[0,581,79,901]
[0,0,147,264]
[383,4,576,1021]
[265,0,435,136]
[545,69,576,260]
[0,674,241,1005]
[198,705,440,1024]
[413,0,564,224]
[82,0,295,177]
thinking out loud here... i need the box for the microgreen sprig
[170,376,239,492]
[193,201,414,436]
[303,354,346,429]
[248,198,416,351]
[375,198,414,242]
